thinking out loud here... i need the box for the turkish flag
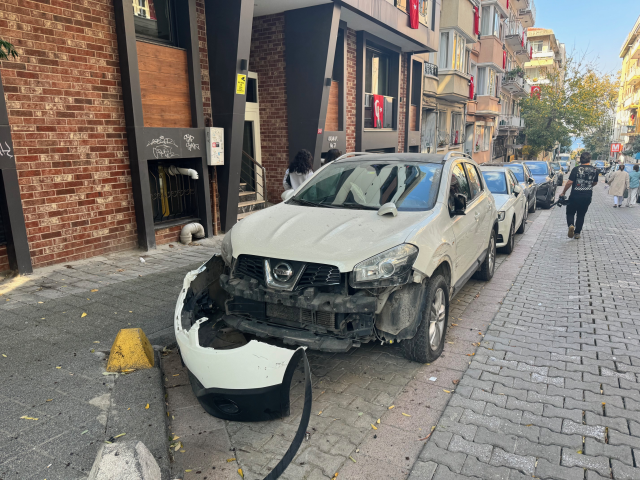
[410,0,419,29]
[506,0,509,8]
[473,7,479,35]
[372,94,384,128]
[530,46,533,59]
[531,86,541,99]
[521,32,525,47]
[469,76,475,99]
[503,50,507,69]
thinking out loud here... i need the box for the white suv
[201,152,499,363]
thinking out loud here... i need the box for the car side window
[450,163,471,201]
[464,163,482,200]
[507,171,517,193]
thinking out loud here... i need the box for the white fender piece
[179,222,205,245]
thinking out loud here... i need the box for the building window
[450,113,463,145]
[483,126,491,151]
[531,40,543,53]
[439,32,450,69]
[438,111,449,147]
[477,67,497,96]
[475,124,483,152]
[481,6,503,38]
[133,0,176,45]
[452,32,466,72]
[365,48,390,96]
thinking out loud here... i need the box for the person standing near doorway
[558,151,599,240]
[283,149,314,191]
[608,164,630,208]
[626,164,640,207]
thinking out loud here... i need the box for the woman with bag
[283,149,314,192]
[608,164,630,208]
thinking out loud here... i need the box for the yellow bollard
[106,328,155,372]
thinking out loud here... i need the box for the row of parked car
[177,152,567,373]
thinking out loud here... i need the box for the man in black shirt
[558,152,599,239]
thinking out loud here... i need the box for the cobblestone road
[412,182,640,479]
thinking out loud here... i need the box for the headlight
[221,230,233,266]
[497,211,505,221]
[350,244,419,288]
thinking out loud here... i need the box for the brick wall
[397,53,407,153]
[346,28,357,153]
[0,245,8,272]
[0,0,137,268]
[250,14,289,203]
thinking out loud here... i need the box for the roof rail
[334,152,373,162]
[443,151,471,162]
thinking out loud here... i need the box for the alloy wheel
[488,235,496,273]
[429,288,446,350]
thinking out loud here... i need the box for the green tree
[623,135,640,157]
[0,39,18,60]
[582,116,615,160]
[519,54,619,159]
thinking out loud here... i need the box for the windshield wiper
[338,203,379,210]
[290,198,334,208]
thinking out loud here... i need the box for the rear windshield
[292,161,443,212]
[550,163,561,170]
[595,161,604,166]
[481,171,508,195]
[525,162,549,175]
[506,164,525,182]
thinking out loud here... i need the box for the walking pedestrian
[607,164,630,208]
[322,148,342,166]
[558,151,599,240]
[626,164,640,207]
[283,149,314,191]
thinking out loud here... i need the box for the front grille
[234,255,264,283]
[234,254,340,290]
[298,263,341,288]
[266,304,336,329]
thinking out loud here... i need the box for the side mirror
[513,185,522,196]
[528,177,535,184]
[451,193,467,215]
[281,189,296,202]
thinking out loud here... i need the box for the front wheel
[517,204,528,234]
[501,220,516,254]
[474,228,496,281]
[528,195,537,213]
[402,274,449,363]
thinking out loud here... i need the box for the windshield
[292,161,443,212]
[550,163,561,171]
[481,171,508,195]
[595,161,604,167]
[560,161,567,166]
[506,165,525,182]
[525,162,549,175]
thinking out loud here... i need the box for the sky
[532,0,640,150]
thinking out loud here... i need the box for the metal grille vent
[234,255,264,282]
[298,264,341,288]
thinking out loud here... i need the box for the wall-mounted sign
[236,74,246,95]
[611,143,622,153]
[206,127,224,166]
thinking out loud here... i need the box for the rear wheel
[528,195,537,213]
[475,229,496,281]
[501,220,515,254]
[402,274,449,363]
[517,204,527,234]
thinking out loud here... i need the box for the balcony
[423,62,439,96]
[498,114,525,130]
[502,74,527,97]
[478,36,505,71]
[476,95,500,116]
[437,70,472,103]
[627,66,640,85]
[504,19,525,52]
[515,41,531,62]
[630,36,640,60]
[440,0,475,40]
[517,0,536,28]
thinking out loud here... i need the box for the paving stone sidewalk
[412,181,640,479]
[0,238,222,480]
[165,209,548,480]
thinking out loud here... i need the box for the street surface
[2,180,640,480]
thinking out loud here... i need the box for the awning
[526,58,554,67]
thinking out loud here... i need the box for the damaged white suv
[199,152,498,364]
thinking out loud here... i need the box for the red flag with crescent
[410,0,419,29]
[372,95,384,128]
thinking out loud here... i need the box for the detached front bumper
[174,256,305,422]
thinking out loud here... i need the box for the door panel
[449,163,477,282]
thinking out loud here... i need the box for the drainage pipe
[168,165,199,180]
[180,222,205,245]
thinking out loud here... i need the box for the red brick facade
[0,0,137,268]
[397,53,407,153]
[249,14,289,204]
[0,245,8,272]
[346,28,357,154]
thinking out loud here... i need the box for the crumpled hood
[230,203,434,272]
[492,194,510,211]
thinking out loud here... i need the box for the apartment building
[0,0,439,273]
[524,27,565,87]
[613,15,640,153]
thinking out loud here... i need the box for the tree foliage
[582,116,615,160]
[623,135,640,157]
[519,53,619,159]
[0,39,18,60]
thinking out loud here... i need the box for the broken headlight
[350,244,419,288]
[221,229,233,266]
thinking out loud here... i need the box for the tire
[528,195,536,213]
[517,203,527,234]
[475,228,496,281]
[501,220,515,254]
[401,274,449,363]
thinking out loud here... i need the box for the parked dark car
[559,160,569,173]
[523,161,557,209]
[550,162,564,186]
[504,162,538,212]
[594,161,606,175]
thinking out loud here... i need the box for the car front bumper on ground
[174,256,306,422]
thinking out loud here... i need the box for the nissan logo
[272,263,294,282]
